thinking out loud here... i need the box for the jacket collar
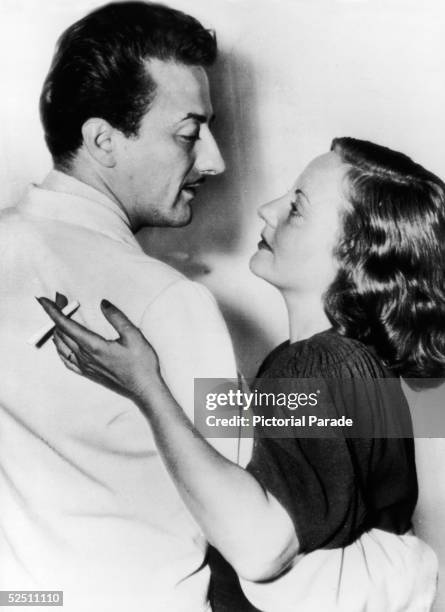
[18,170,139,249]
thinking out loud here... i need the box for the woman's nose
[258,198,282,227]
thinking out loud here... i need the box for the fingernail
[101,299,111,309]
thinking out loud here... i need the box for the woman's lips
[258,236,272,251]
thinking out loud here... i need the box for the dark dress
[208,329,418,612]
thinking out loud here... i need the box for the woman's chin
[249,251,273,283]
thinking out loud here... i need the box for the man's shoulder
[119,248,217,306]
[139,271,219,319]
[0,205,38,244]
[0,204,25,226]
[130,250,187,286]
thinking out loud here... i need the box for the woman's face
[249,151,349,295]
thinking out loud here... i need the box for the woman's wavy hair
[325,137,445,387]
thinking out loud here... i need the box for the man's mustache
[182,177,206,189]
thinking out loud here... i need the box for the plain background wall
[1,0,445,608]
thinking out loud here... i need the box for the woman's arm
[132,374,298,581]
[37,297,299,581]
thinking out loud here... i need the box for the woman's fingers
[38,295,157,400]
[37,297,104,349]
[55,292,69,309]
[59,354,82,375]
[100,300,139,342]
[53,334,82,375]
[54,329,79,356]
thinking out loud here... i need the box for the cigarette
[27,300,80,346]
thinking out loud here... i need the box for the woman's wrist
[132,372,171,415]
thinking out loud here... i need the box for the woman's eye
[289,200,303,218]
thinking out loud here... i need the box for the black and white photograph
[1,1,444,610]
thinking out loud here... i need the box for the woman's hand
[37,297,164,402]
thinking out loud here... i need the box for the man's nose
[194,128,226,176]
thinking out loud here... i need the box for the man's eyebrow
[180,112,216,125]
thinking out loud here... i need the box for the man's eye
[180,133,200,143]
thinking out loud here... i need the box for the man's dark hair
[325,137,445,387]
[40,1,217,169]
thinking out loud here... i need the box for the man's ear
[81,118,116,168]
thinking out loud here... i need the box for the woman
[39,138,440,611]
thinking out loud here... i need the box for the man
[0,3,240,610]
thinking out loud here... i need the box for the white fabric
[0,171,241,612]
[240,528,438,611]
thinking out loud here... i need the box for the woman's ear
[81,118,116,168]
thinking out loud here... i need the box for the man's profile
[0,3,239,611]
[40,0,225,228]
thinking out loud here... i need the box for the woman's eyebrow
[294,188,309,203]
